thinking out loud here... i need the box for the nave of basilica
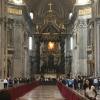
[0,0,100,79]
[0,0,100,100]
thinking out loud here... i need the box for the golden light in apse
[48,41,55,50]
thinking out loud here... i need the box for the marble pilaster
[30,36,40,75]
[94,18,100,76]
[78,19,88,75]
[60,40,65,73]
[0,0,6,78]
[65,35,71,75]
[13,20,24,77]
[24,47,30,78]
[72,19,88,76]
[71,19,79,76]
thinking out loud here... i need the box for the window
[8,0,23,5]
[76,0,91,5]
[29,37,32,50]
[30,12,34,20]
[70,37,73,50]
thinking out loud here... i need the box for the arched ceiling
[25,0,75,24]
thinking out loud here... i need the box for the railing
[0,81,40,100]
[57,81,88,100]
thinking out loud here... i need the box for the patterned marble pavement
[18,86,65,100]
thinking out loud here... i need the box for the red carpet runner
[57,81,87,100]
[0,81,40,100]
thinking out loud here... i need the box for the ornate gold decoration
[7,7,22,15]
[48,2,53,13]
[48,41,55,50]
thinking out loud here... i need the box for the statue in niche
[7,59,12,77]
[24,32,27,43]
[41,60,47,74]
[7,19,14,47]
[7,29,13,47]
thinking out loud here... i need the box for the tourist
[93,77,98,89]
[3,78,8,88]
[84,79,97,100]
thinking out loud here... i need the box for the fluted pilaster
[78,19,88,75]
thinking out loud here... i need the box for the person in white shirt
[84,79,97,100]
[93,78,98,89]
[3,78,8,88]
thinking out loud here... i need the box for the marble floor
[17,85,100,100]
[18,86,64,100]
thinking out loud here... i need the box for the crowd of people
[35,75,57,85]
[2,75,100,100]
[3,77,34,88]
[60,76,100,100]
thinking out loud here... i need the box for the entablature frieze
[33,33,69,42]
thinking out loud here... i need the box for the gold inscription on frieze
[79,7,92,16]
[7,7,22,15]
